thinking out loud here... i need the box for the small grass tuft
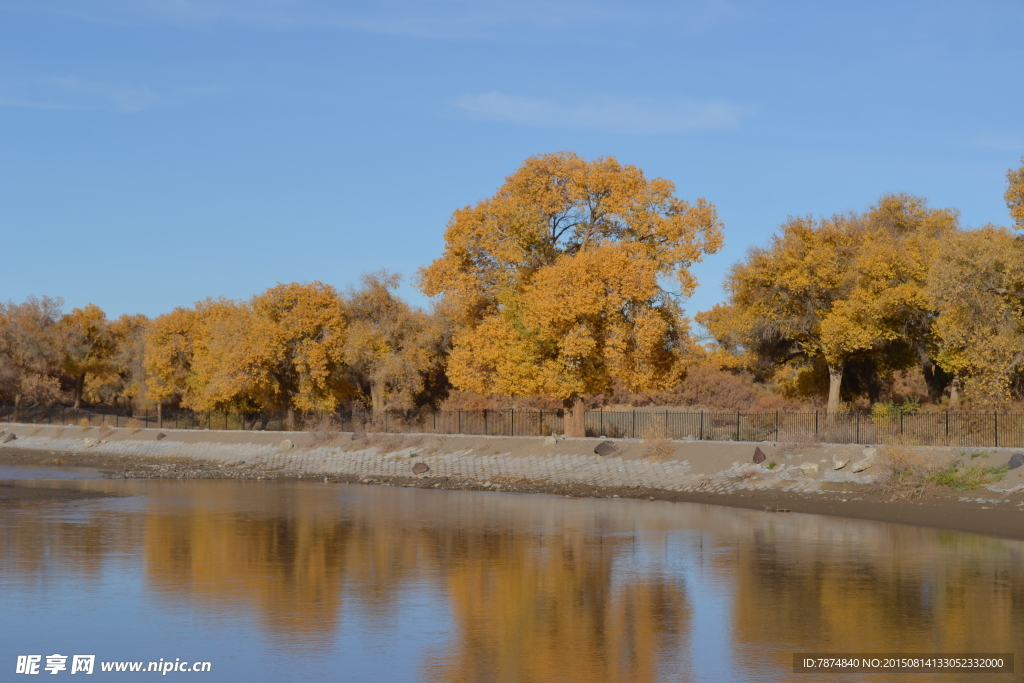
[932,464,1008,491]
[766,461,777,470]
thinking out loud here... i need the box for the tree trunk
[827,364,844,414]
[286,408,296,431]
[370,381,383,414]
[73,374,85,410]
[564,398,587,438]
[157,402,163,429]
[14,393,20,423]
[949,376,963,409]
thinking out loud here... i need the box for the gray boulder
[2,433,15,443]
[1009,453,1024,470]
[594,440,618,456]
[412,462,429,475]
[752,447,766,464]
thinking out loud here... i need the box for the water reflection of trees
[0,482,141,586]
[140,486,693,680]
[415,523,689,683]
[729,517,1024,673]
[6,482,1024,682]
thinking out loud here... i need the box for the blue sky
[1,0,1021,321]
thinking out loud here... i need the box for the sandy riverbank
[2,423,1023,538]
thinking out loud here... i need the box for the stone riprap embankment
[0,423,894,497]
[5,422,1024,498]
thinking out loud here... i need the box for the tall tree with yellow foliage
[60,303,116,409]
[145,304,204,413]
[344,271,447,412]
[0,296,65,408]
[702,194,956,412]
[419,152,723,436]
[928,227,1024,407]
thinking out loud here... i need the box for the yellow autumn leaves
[4,152,1024,420]
[703,157,1024,411]
[145,278,445,423]
[420,152,722,435]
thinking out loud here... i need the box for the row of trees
[0,274,448,428]
[2,153,1023,435]
[701,160,1024,414]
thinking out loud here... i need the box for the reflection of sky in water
[1,476,1022,682]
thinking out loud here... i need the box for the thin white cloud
[974,132,1024,151]
[455,92,744,134]
[0,78,163,113]
[0,0,736,38]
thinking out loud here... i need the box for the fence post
[945,411,949,447]
[900,412,903,437]
[510,408,514,436]
[815,411,818,437]
[699,411,704,441]
[856,412,860,444]
[736,412,741,441]
[458,409,462,434]
[433,410,437,433]
[775,411,779,441]
[483,409,488,436]
[995,412,999,448]
[632,411,636,439]
[600,410,604,436]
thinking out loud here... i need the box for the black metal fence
[2,405,1024,448]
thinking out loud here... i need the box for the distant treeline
[2,153,1023,435]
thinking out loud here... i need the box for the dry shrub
[126,418,144,429]
[77,417,90,428]
[875,444,946,500]
[643,438,675,461]
[614,364,807,412]
[307,414,343,447]
[729,463,763,479]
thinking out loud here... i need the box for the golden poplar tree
[703,194,955,412]
[60,303,116,409]
[0,296,65,408]
[247,282,349,425]
[145,304,204,410]
[927,226,1024,406]
[146,284,350,426]
[105,313,150,407]
[419,152,722,436]
[343,271,445,413]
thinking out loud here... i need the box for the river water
[1,469,1022,682]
